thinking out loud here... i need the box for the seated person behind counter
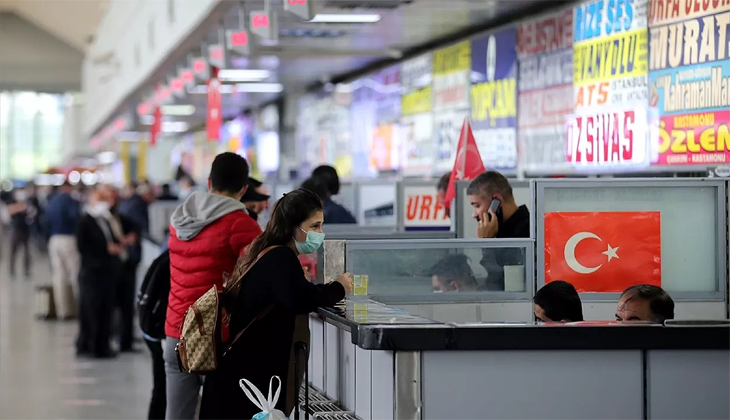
[429,254,483,293]
[311,165,357,224]
[616,284,675,322]
[467,171,530,290]
[534,280,584,323]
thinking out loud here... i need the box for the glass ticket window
[342,239,534,303]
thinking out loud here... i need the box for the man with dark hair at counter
[534,280,584,323]
[616,284,675,323]
[467,171,530,290]
[311,165,357,224]
[428,254,481,293]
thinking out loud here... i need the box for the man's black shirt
[495,205,530,239]
[481,205,531,290]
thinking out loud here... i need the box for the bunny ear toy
[240,376,289,420]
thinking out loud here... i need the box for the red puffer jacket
[165,210,261,338]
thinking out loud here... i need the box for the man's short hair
[620,284,675,322]
[534,280,584,322]
[312,165,340,196]
[209,152,250,194]
[437,173,450,192]
[466,171,514,200]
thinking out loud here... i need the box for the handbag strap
[222,245,281,356]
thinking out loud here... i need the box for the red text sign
[566,110,648,166]
[402,186,451,231]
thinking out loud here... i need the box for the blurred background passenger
[616,284,675,323]
[118,182,155,236]
[157,184,178,201]
[311,165,357,224]
[76,186,126,358]
[45,181,81,320]
[428,254,481,293]
[4,186,37,280]
[241,177,270,222]
[533,280,584,323]
[436,172,451,216]
[177,176,195,200]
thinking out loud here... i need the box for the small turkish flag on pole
[444,118,486,205]
[206,67,222,142]
[150,107,162,146]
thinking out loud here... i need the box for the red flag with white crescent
[444,118,486,205]
[206,67,222,141]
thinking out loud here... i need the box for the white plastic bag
[239,376,289,420]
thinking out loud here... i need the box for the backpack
[175,246,280,374]
[137,250,171,340]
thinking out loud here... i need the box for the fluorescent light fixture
[97,151,117,165]
[189,85,235,94]
[140,115,155,125]
[308,14,381,23]
[218,69,271,82]
[162,121,190,133]
[235,83,283,93]
[162,104,196,116]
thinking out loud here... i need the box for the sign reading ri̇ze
[402,185,451,231]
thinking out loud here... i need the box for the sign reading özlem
[566,109,648,166]
[402,186,451,231]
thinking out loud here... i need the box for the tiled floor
[0,247,152,419]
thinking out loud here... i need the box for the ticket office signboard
[401,185,451,231]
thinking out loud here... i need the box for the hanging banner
[517,8,575,172]
[433,108,470,172]
[402,185,451,231]
[432,41,471,110]
[570,0,651,169]
[401,54,434,175]
[470,27,518,170]
[206,71,222,141]
[350,78,378,177]
[649,1,730,165]
[544,211,661,293]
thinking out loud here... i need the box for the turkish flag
[206,67,222,141]
[150,107,162,146]
[444,118,486,205]
[544,211,661,293]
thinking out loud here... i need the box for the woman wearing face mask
[75,186,126,358]
[199,188,353,420]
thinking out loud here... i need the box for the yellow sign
[470,78,517,126]
[353,274,369,296]
[432,41,470,75]
[573,29,648,84]
[334,155,352,177]
[137,141,148,181]
[401,86,432,116]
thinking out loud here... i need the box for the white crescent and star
[563,232,619,274]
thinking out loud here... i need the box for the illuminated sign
[250,10,278,40]
[208,44,227,69]
[649,13,730,72]
[226,29,251,56]
[180,69,195,90]
[566,109,649,166]
[284,0,315,21]
[657,110,730,165]
[402,185,451,231]
[191,58,210,82]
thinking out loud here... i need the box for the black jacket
[76,213,123,283]
[200,246,345,419]
[481,205,531,290]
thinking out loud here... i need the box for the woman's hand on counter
[335,272,354,296]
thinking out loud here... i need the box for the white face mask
[13,190,27,201]
[89,202,111,216]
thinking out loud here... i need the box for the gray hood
[170,191,246,241]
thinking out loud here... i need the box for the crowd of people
[1,155,681,420]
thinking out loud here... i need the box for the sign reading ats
[402,185,451,231]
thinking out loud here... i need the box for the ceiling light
[188,85,235,94]
[218,69,272,82]
[308,14,381,24]
[162,121,190,133]
[140,115,155,125]
[161,104,196,116]
[235,83,284,93]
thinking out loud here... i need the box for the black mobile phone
[487,197,502,221]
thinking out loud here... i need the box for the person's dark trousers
[78,270,117,357]
[9,228,31,278]
[116,263,137,351]
[145,338,167,420]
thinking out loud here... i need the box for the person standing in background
[118,183,155,236]
[240,177,270,222]
[45,181,81,320]
[76,186,126,358]
[311,165,357,224]
[5,186,35,280]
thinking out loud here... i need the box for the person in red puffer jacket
[163,152,261,420]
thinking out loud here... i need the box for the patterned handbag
[175,246,279,374]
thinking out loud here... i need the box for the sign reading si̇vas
[649,0,730,165]
[470,28,518,171]
[567,0,651,168]
[401,54,435,175]
[517,8,575,172]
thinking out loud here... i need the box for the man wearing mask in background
[240,177,270,223]
[76,186,126,358]
[164,152,262,420]
[467,171,530,290]
[45,181,81,320]
[5,186,36,280]
[311,165,357,224]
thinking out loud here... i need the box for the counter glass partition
[341,239,534,303]
[535,179,727,300]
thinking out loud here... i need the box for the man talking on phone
[467,171,530,290]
